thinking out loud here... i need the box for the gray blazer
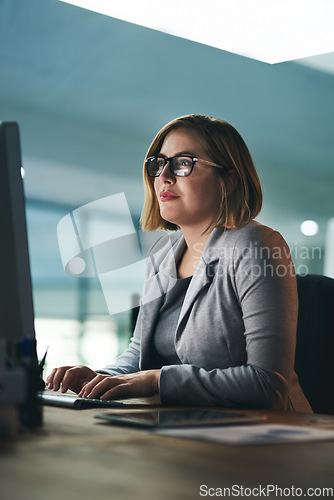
[99,221,312,412]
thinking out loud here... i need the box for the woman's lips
[160,191,179,202]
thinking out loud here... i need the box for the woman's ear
[225,169,239,195]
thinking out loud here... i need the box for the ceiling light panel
[59,0,334,63]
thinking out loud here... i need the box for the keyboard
[37,391,127,409]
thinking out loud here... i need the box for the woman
[47,114,312,411]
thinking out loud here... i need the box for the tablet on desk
[94,409,266,428]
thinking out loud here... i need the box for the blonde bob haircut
[141,114,262,232]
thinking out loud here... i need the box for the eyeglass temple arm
[194,158,229,170]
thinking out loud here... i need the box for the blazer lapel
[139,228,226,368]
[139,234,185,368]
[174,229,226,358]
[174,258,212,345]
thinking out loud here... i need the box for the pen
[39,347,49,370]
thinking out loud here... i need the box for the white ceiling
[296,52,334,76]
[1,0,334,254]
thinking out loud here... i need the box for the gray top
[98,222,312,412]
[152,276,192,365]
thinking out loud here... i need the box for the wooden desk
[1,405,334,500]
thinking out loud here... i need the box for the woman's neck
[177,226,213,278]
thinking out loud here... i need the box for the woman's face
[153,129,222,232]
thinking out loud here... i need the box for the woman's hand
[78,370,161,400]
[46,365,98,394]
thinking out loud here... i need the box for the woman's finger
[51,367,71,391]
[100,383,132,400]
[45,368,57,388]
[78,374,106,398]
[82,375,127,399]
[61,367,84,393]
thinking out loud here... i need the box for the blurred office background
[1,0,333,373]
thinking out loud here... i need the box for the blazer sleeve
[159,225,300,410]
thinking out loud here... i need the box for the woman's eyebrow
[158,151,196,157]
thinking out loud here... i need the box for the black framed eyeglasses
[146,155,228,178]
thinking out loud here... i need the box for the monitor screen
[0,123,44,427]
[0,122,36,343]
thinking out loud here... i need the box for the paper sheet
[155,424,334,445]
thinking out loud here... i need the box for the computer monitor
[0,121,42,427]
[0,121,36,343]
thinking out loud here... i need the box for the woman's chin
[159,209,181,226]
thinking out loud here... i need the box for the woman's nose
[159,161,175,182]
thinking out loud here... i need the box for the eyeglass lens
[147,156,193,177]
